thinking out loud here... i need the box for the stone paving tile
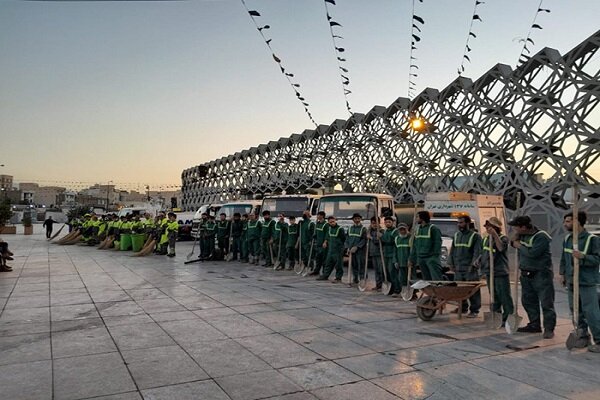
[0,332,51,365]
[137,298,187,313]
[263,393,318,400]
[97,300,146,317]
[0,360,52,400]
[126,288,169,301]
[0,320,51,336]
[334,353,414,379]
[141,380,231,400]
[246,310,317,332]
[193,306,238,319]
[149,310,199,322]
[54,352,136,400]
[310,381,399,400]
[236,334,323,368]
[158,318,227,344]
[52,325,117,358]
[4,294,49,309]
[103,314,154,327]
[0,306,50,323]
[208,314,273,338]
[184,338,272,378]
[371,371,479,400]
[108,322,176,350]
[283,329,374,360]
[51,303,100,321]
[50,290,93,306]
[122,345,209,389]
[280,360,362,390]
[80,392,142,400]
[216,369,302,400]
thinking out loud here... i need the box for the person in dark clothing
[43,216,57,239]
[230,213,244,261]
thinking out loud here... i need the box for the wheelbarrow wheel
[416,296,437,321]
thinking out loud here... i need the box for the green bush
[0,198,13,227]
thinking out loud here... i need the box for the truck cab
[260,195,320,221]
[191,203,223,239]
[317,193,395,231]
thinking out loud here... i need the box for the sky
[0,0,598,191]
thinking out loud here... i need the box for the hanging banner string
[408,0,425,99]
[241,0,317,126]
[518,0,550,65]
[458,0,484,75]
[323,0,353,115]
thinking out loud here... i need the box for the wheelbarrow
[412,280,486,321]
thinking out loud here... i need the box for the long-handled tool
[378,234,392,295]
[49,224,66,241]
[506,193,523,334]
[302,239,315,277]
[273,226,283,270]
[358,235,369,292]
[226,219,234,261]
[401,204,419,301]
[186,229,201,261]
[268,241,275,268]
[295,226,304,274]
[484,234,503,328]
[347,252,353,286]
[566,185,587,349]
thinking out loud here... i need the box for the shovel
[484,238,502,328]
[401,263,415,301]
[358,237,369,292]
[295,229,304,274]
[566,185,588,349]
[378,237,392,295]
[506,193,523,334]
[273,228,283,270]
[302,239,314,277]
[226,220,234,261]
[186,231,201,261]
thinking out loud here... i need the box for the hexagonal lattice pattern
[182,30,600,241]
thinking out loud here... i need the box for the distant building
[0,174,13,190]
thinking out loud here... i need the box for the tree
[0,198,13,227]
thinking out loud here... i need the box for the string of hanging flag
[458,0,484,76]
[323,0,353,115]
[517,0,551,65]
[407,0,425,99]
[240,0,317,126]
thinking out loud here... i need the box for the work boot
[0,265,12,272]
[167,253,176,258]
[3,256,14,261]
[315,276,328,281]
[333,278,341,283]
[466,312,479,319]
[286,266,293,271]
[308,271,319,276]
[588,344,600,353]
[517,324,542,333]
[543,330,554,339]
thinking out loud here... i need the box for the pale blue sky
[0,0,598,190]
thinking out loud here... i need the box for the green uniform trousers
[384,256,399,294]
[261,239,273,266]
[568,285,600,342]
[416,256,443,281]
[248,238,261,259]
[349,250,365,283]
[521,269,556,331]
[486,274,513,321]
[314,247,326,274]
[323,249,344,279]
[455,270,481,313]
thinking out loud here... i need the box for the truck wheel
[416,296,437,321]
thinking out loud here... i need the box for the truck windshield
[431,219,458,238]
[319,196,378,220]
[219,204,254,218]
[261,197,308,217]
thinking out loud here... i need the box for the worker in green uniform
[481,217,513,326]
[381,216,399,295]
[261,210,275,267]
[230,213,243,261]
[368,217,384,291]
[299,211,315,269]
[216,213,230,259]
[394,223,412,294]
[559,211,600,352]
[204,215,217,260]
[447,215,482,317]
[344,213,367,285]
[198,213,209,259]
[317,216,347,282]
[309,211,328,276]
[409,211,443,281]
[286,216,299,271]
[240,214,249,263]
[166,212,179,257]
[114,215,127,249]
[509,215,556,338]
[274,214,288,270]
[247,213,262,264]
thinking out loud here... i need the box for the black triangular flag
[330,21,342,27]
[412,34,421,42]
[272,54,281,63]
[413,15,424,24]
[248,10,260,17]
[532,24,543,29]
[473,14,482,21]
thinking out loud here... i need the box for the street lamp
[106,181,113,211]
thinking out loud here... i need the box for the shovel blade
[505,314,523,335]
[382,282,393,295]
[294,263,304,275]
[566,329,589,350]
[483,311,503,329]
[401,287,414,302]
[358,279,368,292]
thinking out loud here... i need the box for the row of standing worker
[195,208,600,353]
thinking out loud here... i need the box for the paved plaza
[1,227,599,400]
